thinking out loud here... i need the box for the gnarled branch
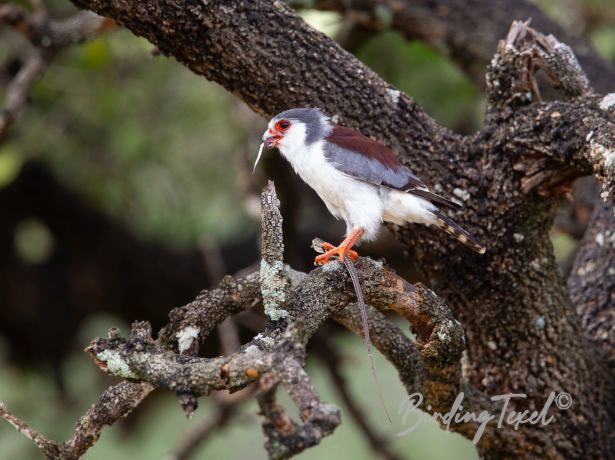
[3,182,461,459]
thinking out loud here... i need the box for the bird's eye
[275,120,291,131]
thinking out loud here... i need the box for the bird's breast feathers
[277,125,439,239]
[266,108,482,251]
[280,140,384,237]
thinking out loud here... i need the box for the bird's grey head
[261,107,331,150]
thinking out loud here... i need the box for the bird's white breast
[277,128,438,241]
[279,140,384,240]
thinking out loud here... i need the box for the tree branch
[1,180,467,459]
[0,380,154,459]
[0,5,112,137]
[0,50,49,136]
[313,328,404,460]
[62,381,154,458]
[260,180,290,321]
[302,0,615,361]
[167,388,254,460]
[568,199,615,367]
[0,162,260,372]
[0,401,61,458]
[484,23,615,200]
[12,0,615,456]
[295,0,615,93]
[300,0,615,356]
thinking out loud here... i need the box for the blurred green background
[1,1,613,459]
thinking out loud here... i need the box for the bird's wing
[324,126,461,209]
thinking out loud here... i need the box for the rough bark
[295,0,615,93]
[83,236,458,459]
[568,199,615,367]
[59,0,615,457]
[3,0,612,457]
[303,0,615,364]
[2,183,458,460]
[1,380,154,459]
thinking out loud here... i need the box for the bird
[257,107,485,265]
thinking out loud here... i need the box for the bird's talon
[321,242,336,251]
[314,245,359,265]
[314,254,330,265]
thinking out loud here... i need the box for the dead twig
[0,6,113,137]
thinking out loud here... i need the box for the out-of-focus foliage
[358,34,484,133]
[534,0,615,61]
[6,29,255,248]
[533,0,615,62]
[0,145,23,186]
[1,1,613,459]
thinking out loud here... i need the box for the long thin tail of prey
[433,210,486,254]
[343,257,392,423]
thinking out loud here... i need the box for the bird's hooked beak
[262,128,282,149]
[253,129,283,174]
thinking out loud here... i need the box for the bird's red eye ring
[275,119,291,131]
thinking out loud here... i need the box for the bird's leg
[314,228,364,265]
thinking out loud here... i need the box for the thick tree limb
[296,0,615,93]
[8,0,612,456]
[303,0,615,359]
[484,22,615,201]
[568,199,615,366]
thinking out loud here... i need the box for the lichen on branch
[1,181,466,459]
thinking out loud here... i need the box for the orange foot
[314,242,359,265]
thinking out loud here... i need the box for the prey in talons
[313,227,363,265]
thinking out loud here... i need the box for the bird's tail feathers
[433,210,486,254]
[409,188,462,210]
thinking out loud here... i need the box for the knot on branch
[485,21,615,203]
[487,20,591,114]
